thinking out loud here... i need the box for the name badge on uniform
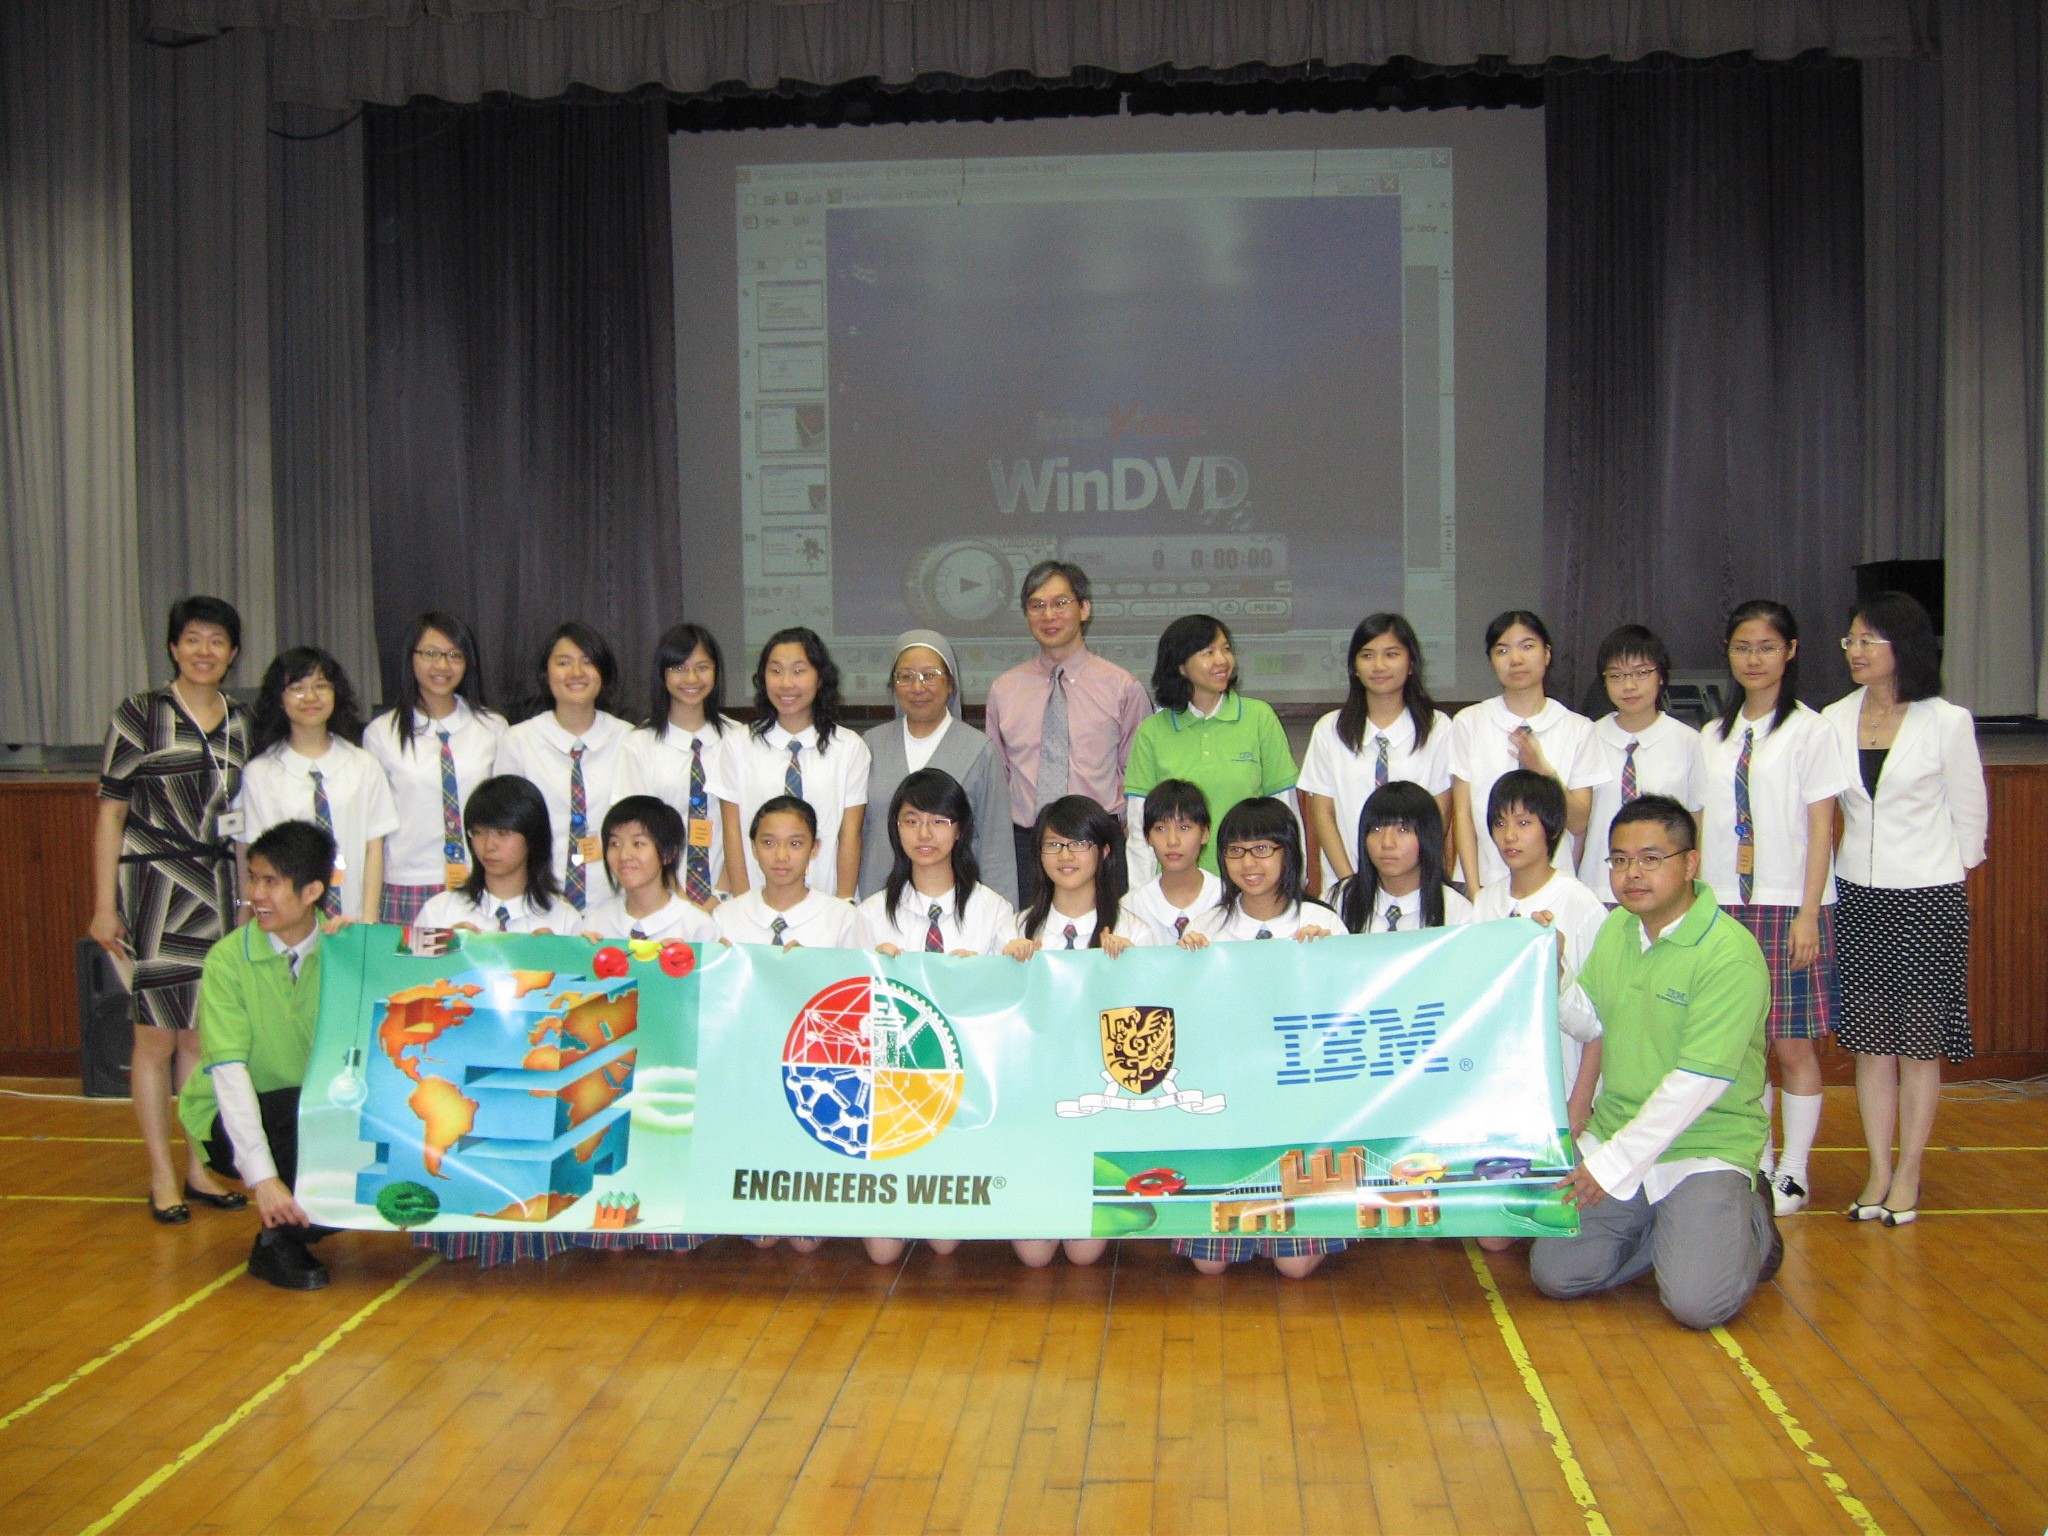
[1736,844,1755,875]
[328,864,346,891]
[575,834,604,867]
[217,809,245,838]
[443,861,470,890]
[688,817,714,849]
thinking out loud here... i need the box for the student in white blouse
[1329,781,1474,935]
[711,626,870,900]
[613,623,738,907]
[1299,613,1454,890]
[712,797,860,949]
[413,775,571,934]
[364,612,507,925]
[1448,610,1609,902]
[854,770,1015,956]
[493,623,633,912]
[1577,625,1707,895]
[1003,797,1157,960]
[1823,593,1989,1227]
[1126,780,1225,945]
[1700,600,1852,1216]
[578,797,718,944]
[1180,797,1341,946]
[235,648,398,924]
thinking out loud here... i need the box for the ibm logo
[1273,1003,1451,1087]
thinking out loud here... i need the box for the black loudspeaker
[1854,559,1943,637]
[74,939,133,1099]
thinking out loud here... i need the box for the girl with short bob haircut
[1300,612,1454,889]
[413,775,565,932]
[1332,781,1472,934]
[578,794,716,945]
[235,646,397,923]
[855,768,1015,957]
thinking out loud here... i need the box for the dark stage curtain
[363,100,681,716]
[1543,59,1864,706]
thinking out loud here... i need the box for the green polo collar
[1168,692,1246,731]
[1638,881,1723,949]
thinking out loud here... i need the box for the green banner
[298,921,1579,1242]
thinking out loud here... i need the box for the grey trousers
[1529,1169,1772,1331]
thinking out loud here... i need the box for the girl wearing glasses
[855,769,1014,956]
[1576,625,1706,899]
[613,624,736,910]
[857,630,1019,906]
[1179,796,1339,946]
[1699,600,1852,1217]
[365,612,506,925]
[233,647,396,924]
[1003,795,1154,959]
[1448,610,1608,904]
[1822,592,1987,1227]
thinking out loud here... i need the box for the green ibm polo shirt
[1580,881,1770,1172]
[177,922,323,1146]
[1122,692,1298,873]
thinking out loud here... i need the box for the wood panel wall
[0,779,101,1073]
[4,769,2045,1080]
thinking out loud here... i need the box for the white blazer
[1821,691,1988,888]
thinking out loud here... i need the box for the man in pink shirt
[983,560,1150,902]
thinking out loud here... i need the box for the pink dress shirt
[983,648,1149,826]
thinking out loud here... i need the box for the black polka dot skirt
[1833,879,1973,1062]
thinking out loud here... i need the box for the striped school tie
[1062,922,1078,949]
[685,739,713,905]
[565,743,588,910]
[1386,905,1401,932]
[309,768,341,916]
[784,739,803,799]
[1255,928,1273,940]
[925,902,945,953]
[1621,739,1640,803]
[437,728,463,871]
[1374,733,1390,787]
[1734,726,1755,904]
[495,904,511,932]
[1173,914,1189,940]
[771,915,789,947]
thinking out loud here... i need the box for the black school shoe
[1755,1173,1785,1285]
[248,1229,329,1291]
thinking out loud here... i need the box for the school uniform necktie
[770,915,789,947]
[1621,739,1640,804]
[1734,726,1755,904]
[1036,669,1070,811]
[784,739,803,799]
[1173,913,1189,940]
[925,902,945,953]
[437,729,464,869]
[1386,904,1401,932]
[1374,733,1390,788]
[630,927,647,941]
[566,743,589,910]
[1062,922,1078,949]
[495,904,511,932]
[1255,927,1274,940]
[685,738,713,905]
[309,768,341,916]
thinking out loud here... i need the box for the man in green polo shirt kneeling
[1530,794,1783,1329]
[178,820,336,1290]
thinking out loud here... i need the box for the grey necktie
[1035,667,1070,811]
[771,916,789,947]
[1386,904,1401,931]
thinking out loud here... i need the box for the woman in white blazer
[1823,592,1989,1227]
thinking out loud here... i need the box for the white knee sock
[1759,1082,1777,1174]
[1779,1091,1823,1188]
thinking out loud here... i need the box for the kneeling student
[1126,779,1223,945]
[580,795,717,945]
[1529,796,1781,1330]
[177,821,339,1290]
[713,796,859,951]
[1330,781,1473,934]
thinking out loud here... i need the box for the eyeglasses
[285,680,335,701]
[1222,842,1282,861]
[1601,666,1659,685]
[893,668,948,687]
[1041,837,1100,857]
[1729,643,1785,660]
[1604,849,1682,872]
[1024,596,1078,616]
[1841,635,1892,652]
[414,648,465,665]
[896,814,957,834]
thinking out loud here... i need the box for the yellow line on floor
[0,1264,248,1434]
[1,1195,141,1205]
[1785,1208,2048,1217]
[1710,1323,1886,1535]
[0,1135,147,1144]
[1462,1240,1612,1536]
[76,1255,441,1536]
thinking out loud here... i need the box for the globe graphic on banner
[781,976,965,1159]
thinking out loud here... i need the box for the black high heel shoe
[183,1183,248,1212]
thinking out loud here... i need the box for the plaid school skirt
[381,882,445,925]
[1171,1236,1348,1264]
[1726,902,1841,1041]
[415,1231,709,1268]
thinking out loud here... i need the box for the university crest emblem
[1056,1004,1226,1118]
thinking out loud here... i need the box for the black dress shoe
[183,1183,249,1211]
[150,1200,191,1225]
[248,1231,329,1290]
[1756,1177,1785,1284]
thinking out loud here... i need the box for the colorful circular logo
[781,976,964,1159]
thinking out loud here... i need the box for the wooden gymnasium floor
[0,1081,2043,1536]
